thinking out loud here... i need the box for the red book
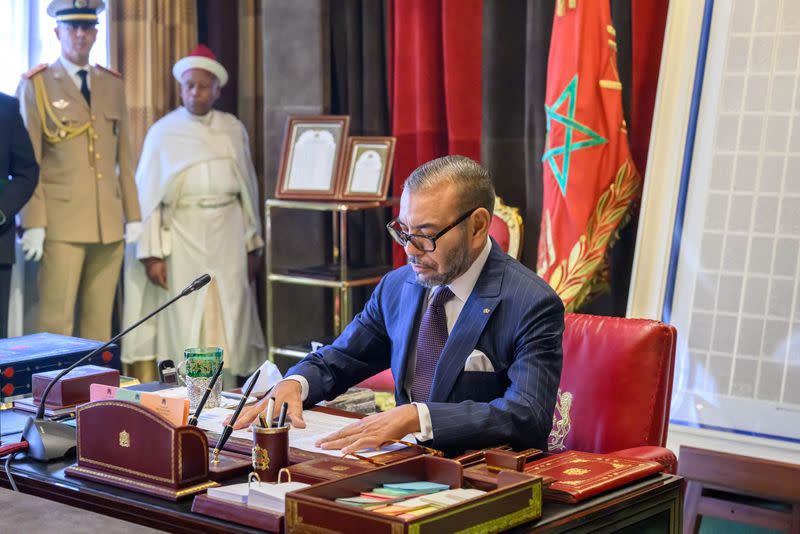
[32,364,119,408]
[524,451,663,503]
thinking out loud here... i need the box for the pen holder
[251,424,290,483]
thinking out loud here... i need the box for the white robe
[123,107,266,377]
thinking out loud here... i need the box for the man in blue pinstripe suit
[239,156,564,454]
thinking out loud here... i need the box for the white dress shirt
[285,237,493,443]
[60,56,92,91]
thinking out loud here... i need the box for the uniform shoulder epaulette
[95,64,122,78]
[22,63,48,80]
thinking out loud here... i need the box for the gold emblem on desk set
[563,467,589,476]
[119,430,130,448]
[252,444,269,471]
[52,99,69,109]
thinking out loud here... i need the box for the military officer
[16,0,141,341]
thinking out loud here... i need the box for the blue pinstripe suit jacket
[285,241,564,452]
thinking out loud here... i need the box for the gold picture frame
[336,136,396,201]
[275,115,350,200]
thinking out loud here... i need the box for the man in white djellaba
[123,45,271,382]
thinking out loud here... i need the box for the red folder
[524,451,663,503]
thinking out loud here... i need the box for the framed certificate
[276,115,350,200]
[337,136,396,201]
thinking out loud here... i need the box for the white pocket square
[464,350,495,372]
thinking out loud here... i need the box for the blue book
[0,333,120,400]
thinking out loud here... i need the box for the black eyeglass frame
[386,207,479,252]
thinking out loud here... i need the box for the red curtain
[630,0,669,177]
[388,0,482,266]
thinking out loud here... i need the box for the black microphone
[22,273,212,461]
[181,273,211,296]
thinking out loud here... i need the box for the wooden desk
[1,410,682,532]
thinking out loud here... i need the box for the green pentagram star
[542,75,607,196]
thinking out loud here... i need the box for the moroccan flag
[537,0,642,312]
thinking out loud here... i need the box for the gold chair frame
[493,196,524,260]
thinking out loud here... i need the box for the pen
[277,401,288,428]
[265,397,276,429]
[212,369,260,464]
[188,360,224,426]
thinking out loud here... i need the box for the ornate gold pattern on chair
[548,388,573,452]
[490,196,524,259]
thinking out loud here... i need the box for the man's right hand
[20,227,45,261]
[141,257,167,289]
[232,379,306,430]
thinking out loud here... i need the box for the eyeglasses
[386,207,478,252]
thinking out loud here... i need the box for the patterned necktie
[410,286,454,402]
[77,69,91,105]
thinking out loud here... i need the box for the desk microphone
[21,273,212,462]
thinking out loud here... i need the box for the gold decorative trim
[493,196,524,260]
[548,388,573,452]
[413,483,542,534]
[252,444,270,472]
[539,160,641,312]
[68,466,218,497]
[32,75,96,159]
[564,468,589,475]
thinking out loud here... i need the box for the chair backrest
[489,196,523,260]
[549,313,677,454]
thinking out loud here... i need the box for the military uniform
[16,58,141,340]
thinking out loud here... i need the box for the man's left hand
[247,251,261,282]
[316,404,421,455]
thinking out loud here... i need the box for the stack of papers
[196,407,412,458]
[249,482,310,513]
[206,481,310,513]
[207,483,250,504]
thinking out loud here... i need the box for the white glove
[125,221,142,244]
[21,227,45,261]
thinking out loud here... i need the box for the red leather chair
[358,313,678,473]
[550,314,678,473]
[356,197,524,392]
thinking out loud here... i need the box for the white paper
[287,129,336,191]
[207,482,250,504]
[196,407,412,458]
[349,150,383,193]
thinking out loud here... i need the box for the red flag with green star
[537,0,642,312]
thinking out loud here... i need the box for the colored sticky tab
[372,505,412,516]
[90,383,118,401]
[420,488,485,507]
[115,388,143,403]
[383,481,450,492]
[359,492,404,502]
[371,487,424,497]
[335,496,387,507]
[140,391,190,427]
[404,505,438,517]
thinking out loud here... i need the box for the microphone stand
[21,274,211,461]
